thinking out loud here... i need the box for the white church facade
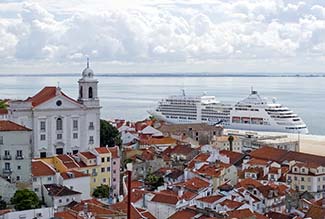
[6,60,101,158]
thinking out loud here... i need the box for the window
[66,198,70,202]
[40,121,46,131]
[34,188,39,192]
[113,170,116,174]
[103,178,106,183]
[40,152,47,158]
[33,177,37,182]
[47,176,52,181]
[301,177,305,181]
[56,148,63,155]
[0,136,3,145]
[93,178,96,182]
[89,87,93,98]
[4,162,10,170]
[17,166,21,170]
[80,86,83,98]
[16,150,23,158]
[16,176,20,181]
[102,157,105,163]
[101,167,105,173]
[73,120,78,130]
[107,157,110,162]
[89,122,94,130]
[113,161,116,165]
[301,185,305,190]
[59,199,62,203]
[73,133,78,139]
[294,176,297,181]
[40,134,46,141]
[107,167,110,172]
[56,118,63,131]
[57,134,62,140]
[73,150,78,154]
[113,178,116,182]
[89,136,94,144]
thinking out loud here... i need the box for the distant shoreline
[1,73,325,77]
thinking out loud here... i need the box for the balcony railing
[3,168,12,174]
[3,155,12,160]
[16,155,24,160]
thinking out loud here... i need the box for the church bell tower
[78,58,99,107]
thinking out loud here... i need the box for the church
[7,60,101,158]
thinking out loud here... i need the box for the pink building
[108,146,121,198]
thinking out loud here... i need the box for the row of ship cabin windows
[40,119,95,132]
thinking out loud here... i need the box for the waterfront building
[6,60,100,158]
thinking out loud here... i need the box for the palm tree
[228,135,234,151]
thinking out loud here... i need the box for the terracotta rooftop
[187,153,210,169]
[219,150,245,165]
[54,211,82,219]
[251,146,325,166]
[168,208,198,219]
[95,147,110,154]
[107,146,119,158]
[44,184,81,196]
[175,177,210,191]
[219,199,243,209]
[26,86,80,107]
[0,108,8,115]
[197,195,224,204]
[151,192,180,205]
[32,160,56,177]
[227,209,268,219]
[60,170,89,180]
[236,178,263,189]
[56,155,80,169]
[0,120,31,132]
[79,151,97,160]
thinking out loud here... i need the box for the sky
[1,0,325,74]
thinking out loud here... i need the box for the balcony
[3,155,12,160]
[16,155,24,160]
[3,168,12,175]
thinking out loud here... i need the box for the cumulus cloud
[1,0,325,73]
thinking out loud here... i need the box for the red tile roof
[151,192,180,205]
[80,151,97,160]
[0,108,8,115]
[219,150,245,165]
[188,153,210,168]
[251,146,325,166]
[44,184,81,196]
[168,208,198,219]
[107,146,119,158]
[60,170,90,180]
[54,211,82,219]
[57,155,80,169]
[219,199,243,209]
[197,195,224,204]
[26,86,80,107]
[236,178,263,189]
[175,177,210,191]
[32,160,56,177]
[95,147,110,154]
[0,120,31,132]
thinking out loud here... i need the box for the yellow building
[40,150,112,195]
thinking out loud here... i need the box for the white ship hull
[149,90,309,134]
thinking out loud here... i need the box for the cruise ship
[148,90,308,134]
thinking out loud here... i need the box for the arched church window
[56,118,63,131]
[89,87,93,98]
[80,86,83,98]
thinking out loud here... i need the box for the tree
[145,173,164,191]
[92,185,110,198]
[0,196,7,210]
[100,120,122,147]
[228,135,234,151]
[0,100,8,109]
[11,189,41,210]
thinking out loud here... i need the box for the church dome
[82,58,94,78]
